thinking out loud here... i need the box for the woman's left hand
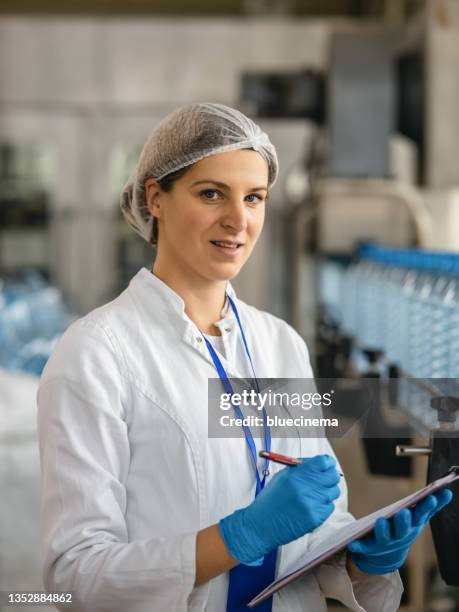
[347,488,453,575]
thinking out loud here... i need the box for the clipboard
[248,466,459,608]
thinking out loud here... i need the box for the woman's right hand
[219,454,342,566]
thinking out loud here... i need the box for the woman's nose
[221,200,248,232]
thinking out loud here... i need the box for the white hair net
[120,102,278,245]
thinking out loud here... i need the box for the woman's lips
[210,240,244,257]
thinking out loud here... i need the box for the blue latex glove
[219,454,341,566]
[348,488,453,575]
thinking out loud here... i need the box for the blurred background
[2,0,459,610]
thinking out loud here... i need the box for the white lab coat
[37,267,403,612]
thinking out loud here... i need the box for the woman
[37,103,451,612]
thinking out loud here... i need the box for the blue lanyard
[203,293,271,495]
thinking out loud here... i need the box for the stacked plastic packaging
[318,245,459,428]
[0,271,72,377]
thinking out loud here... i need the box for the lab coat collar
[131,268,241,374]
[132,267,237,333]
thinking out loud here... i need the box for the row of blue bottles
[320,246,459,377]
[320,245,459,428]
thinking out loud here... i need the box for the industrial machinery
[240,26,459,610]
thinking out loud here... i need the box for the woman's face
[146,149,269,284]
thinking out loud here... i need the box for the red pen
[259,450,344,476]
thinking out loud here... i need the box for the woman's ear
[145,179,163,220]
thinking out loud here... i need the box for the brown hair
[148,165,192,245]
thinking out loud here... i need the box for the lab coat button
[224,328,231,332]
[196,337,203,343]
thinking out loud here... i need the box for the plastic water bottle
[429,258,453,380]
[384,251,409,364]
[357,256,381,349]
[0,293,12,368]
[364,254,386,351]
[370,250,400,355]
[318,259,343,326]
[397,253,422,412]
[406,257,433,373]
[341,261,359,337]
[446,258,459,381]
[4,299,35,346]
[29,287,66,340]
[410,255,443,424]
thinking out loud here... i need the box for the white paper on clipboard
[249,468,459,608]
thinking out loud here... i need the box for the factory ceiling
[0,0,424,18]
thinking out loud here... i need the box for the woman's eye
[246,194,264,204]
[200,189,220,200]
